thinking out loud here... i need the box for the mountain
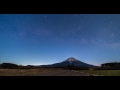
[40,57,97,68]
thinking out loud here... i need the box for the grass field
[79,70,120,76]
[1,68,120,76]
[0,68,62,76]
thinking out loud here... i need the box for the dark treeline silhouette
[0,63,39,69]
[3,62,120,70]
[0,63,18,69]
[0,62,92,70]
[101,62,120,67]
[95,62,120,70]
[63,64,89,70]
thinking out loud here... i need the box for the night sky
[0,14,120,66]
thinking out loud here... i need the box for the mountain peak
[68,57,75,59]
[64,57,79,62]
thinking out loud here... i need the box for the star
[0,14,120,66]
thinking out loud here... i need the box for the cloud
[107,42,120,48]
[89,39,120,49]
[81,38,88,44]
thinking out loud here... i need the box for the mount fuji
[39,57,97,68]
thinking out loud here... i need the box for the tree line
[0,62,90,70]
[95,62,120,70]
[1,62,120,70]
[0,63,39,69]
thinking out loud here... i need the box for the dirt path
[29,70,91,76]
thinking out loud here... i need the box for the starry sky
[0,14,120,66]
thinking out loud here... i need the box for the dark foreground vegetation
[0,62,120,70]
[0,62,91,70]
[95,62,120,70]
[0,63,40,69]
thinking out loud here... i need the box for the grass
[1,68,120,76]
[79,70,120,76]
[0,68,62,76]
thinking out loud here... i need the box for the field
[0,68,62,76]
[79,70,120,76]
[1,68,120,76]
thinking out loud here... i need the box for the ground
[0,68,91,76]
[1,68,120,76]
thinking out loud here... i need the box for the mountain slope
[40,57,96,68]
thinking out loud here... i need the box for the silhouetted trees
[63,64,89,70]
[0,63,18,69]
[98,62,120,70]
[0,63,38,69]
[0,62,94,70]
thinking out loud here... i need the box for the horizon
[0,56,119,66]
[0,14,120,66]
[0,57,101,66]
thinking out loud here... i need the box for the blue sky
[0,14,120,66]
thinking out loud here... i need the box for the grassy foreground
[79,70,120,76]
[0,68,62,76]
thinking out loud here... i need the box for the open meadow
[1,68,120,76]
[0,68,62,76]
[79,70,120,76]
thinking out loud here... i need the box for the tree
[67,64,71,70]
[0,63,18,69]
